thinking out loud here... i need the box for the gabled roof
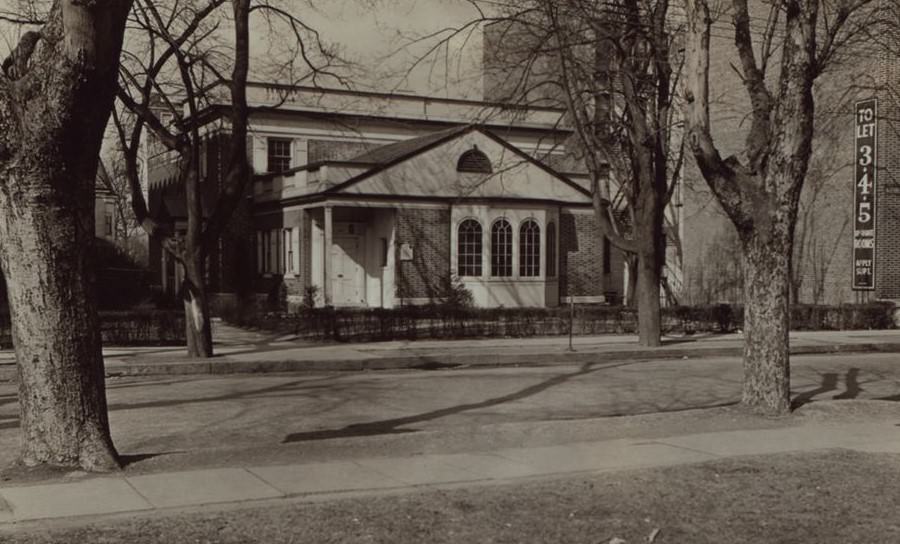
[345,125,470,165]
[324,125,591,198]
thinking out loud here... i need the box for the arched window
[457,219,483,277]
[519,220,541,277]
[457,146,492,174]
[491,219,513,277]
[546,222,557,277]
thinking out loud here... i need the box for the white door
[331,236,364,305]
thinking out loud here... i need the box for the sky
[0,0,486,99]
[251,0,486,99]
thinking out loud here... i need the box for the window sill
[460,277,551,283]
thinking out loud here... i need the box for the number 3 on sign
[858,201,872,224]
[858,171,872,194]
[859,145,873,166]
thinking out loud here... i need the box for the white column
[323,206,333,306]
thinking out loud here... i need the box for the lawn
[5,449,899,543]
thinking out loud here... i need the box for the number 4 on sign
[858,171,872,195]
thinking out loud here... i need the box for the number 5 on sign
[858,171,872,194]
[858,201,872,224]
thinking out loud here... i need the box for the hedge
[0,310,185,349]
[234,302,895,343]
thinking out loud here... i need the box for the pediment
[329,129,591,204]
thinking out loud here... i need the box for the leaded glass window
[457,219,483,277]
[491,219,513,277]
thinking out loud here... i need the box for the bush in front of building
[226,301,895,344]
[790,302,896,331]
[98,310,186,345]
[0,310,185,349]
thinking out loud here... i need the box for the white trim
[253,200,449,216]
[291,226,301,275]
[561,295,607,304]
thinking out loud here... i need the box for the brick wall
[875,47,900,300]
[678,10,892,305]
[395,208,451,301]
[559,211,606,299]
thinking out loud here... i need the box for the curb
[3,341,899,381]
[101,342,900,375]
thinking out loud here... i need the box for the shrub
[224,301,894,344]
[438,276,474,310]
[791,302,894,331]
[0,310,185,348]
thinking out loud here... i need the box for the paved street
[1,350,898,473]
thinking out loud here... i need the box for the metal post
[568,297,575,352]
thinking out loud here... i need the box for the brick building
[146,84,625,310]
[678,8,900,305]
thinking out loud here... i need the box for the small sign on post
[852,98,877,291]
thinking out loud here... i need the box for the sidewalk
[5,325,900,379]
[1,419,898,525]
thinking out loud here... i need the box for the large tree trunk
[632,191,665,347]
[182,258,213,358]
[0,1,131,470]
[635,249,662,347]
[0,186,118,470]
[740,228,792,415]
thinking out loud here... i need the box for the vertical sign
[853,98,877,290]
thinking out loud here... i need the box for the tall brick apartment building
[678,9,900,305]
[479,3,900,307]
[146,84,625,309]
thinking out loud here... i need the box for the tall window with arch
[457,219,483,277]
[491,218,513,277]
[546,221,557,277]
[519,219,541,277]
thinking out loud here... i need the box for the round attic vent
[456,146,492,174]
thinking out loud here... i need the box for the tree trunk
[0,1,131,470]
[624,254,638,308]
[740,232,792,415]
[0,178,119,471]
[182,259,213,358]
[636,250,662,347]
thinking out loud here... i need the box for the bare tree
[410,0,685,346]
[114,0,340,357]
[113,0,247,357]
[97,151,149,262]
[682,0,882,413]
[541,0,684,347]
[0,0,132,470]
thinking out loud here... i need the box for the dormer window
[457,146,492,174]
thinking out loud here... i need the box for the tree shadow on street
[791,368,877,409]
[282,359,691,443]
[119,451,184,467]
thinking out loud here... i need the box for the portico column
[323,205,333,306]
[160,243,169,295]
